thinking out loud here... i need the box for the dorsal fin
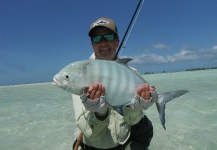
[115,58,133,65]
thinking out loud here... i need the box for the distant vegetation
[185,67,217,71]
[144,71,167,74]
[144,72,155,75]
[143,67,217,75]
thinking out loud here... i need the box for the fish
[53,58,189,129]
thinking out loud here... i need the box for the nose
[100,38,108,44]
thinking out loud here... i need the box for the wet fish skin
[53,58,146,106]
[53,58,189,129]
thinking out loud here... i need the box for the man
[72,17,157,150]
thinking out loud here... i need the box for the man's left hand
[136,83,155,101]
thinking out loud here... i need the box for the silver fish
[53,58,189,129]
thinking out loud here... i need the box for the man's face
[91,27,119,60]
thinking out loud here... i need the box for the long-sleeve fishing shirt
[72,53,157,149]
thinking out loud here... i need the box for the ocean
[0,69,217,150]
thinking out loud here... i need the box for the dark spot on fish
[78,61,94,74]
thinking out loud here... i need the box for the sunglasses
[91,34,116,43]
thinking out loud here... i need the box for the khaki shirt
[72,94,144,149]
[72,53,155,149]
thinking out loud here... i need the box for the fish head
[53,63,87,95]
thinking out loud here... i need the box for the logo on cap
[92,20,110,27]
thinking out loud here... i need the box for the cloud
[152,43,170,50]
[212,45,217,51]
[130,46,217,65]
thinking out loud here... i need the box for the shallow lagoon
[0,70,217,150]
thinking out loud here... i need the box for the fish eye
[64,73,70,80]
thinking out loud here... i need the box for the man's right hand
[81,83,108,120]
[84,83,105,100]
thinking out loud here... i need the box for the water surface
[0,70,217,150]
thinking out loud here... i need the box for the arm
[123,83,157,125]
[80,83,109,121]
[128,66,157,109]
[128,83,157,110]
[81,83,157,120]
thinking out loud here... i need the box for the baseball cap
[88,18,118,37]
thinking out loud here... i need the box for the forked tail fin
[156,90,189,130]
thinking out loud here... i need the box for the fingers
[86,83,105,100]
[150,86,156,92]
[136,83,155,100]
[93,83,103,100]
[142,84,151,100]
[86,83,154,101]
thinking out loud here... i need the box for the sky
[1,0,217,86]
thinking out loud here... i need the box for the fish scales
[112,61,125,102]
[123,69,130,101]
[106,60,120,100]
[102,60,113,92]
[71,60,143,106]
[53,58,189,129]
[106,61,122,102]
[86,61,121,105]
[114,62,138,105]
[92,60,100,84]
[88,60,143,106]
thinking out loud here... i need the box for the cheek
[114,40,119,47]
[92,43,99,51]
[113,41,119,50]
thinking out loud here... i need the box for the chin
[101,56,114,60]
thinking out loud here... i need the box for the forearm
[122,91,158,125]
[129,91,158,110]
[80,93,109,121]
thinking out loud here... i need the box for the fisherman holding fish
[53,17,188,150]
[72,18,157,150]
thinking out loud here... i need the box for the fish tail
[156,90,189,130]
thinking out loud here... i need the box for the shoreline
[0,82,52,88]
[143,67,217,75]
[1,68,217,87]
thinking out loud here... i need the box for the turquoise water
[0,70,217,150]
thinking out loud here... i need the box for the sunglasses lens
[104,34,115,41]
[91,36,102,43]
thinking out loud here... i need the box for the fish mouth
[52,77,63,87]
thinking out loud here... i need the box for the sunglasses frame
[91,34,117,43]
